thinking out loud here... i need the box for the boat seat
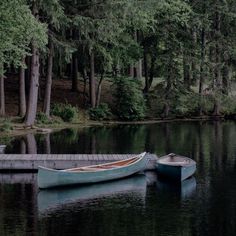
[68,167,102,172]
[97,165,119,168]
[161,161,190,165]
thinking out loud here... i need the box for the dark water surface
[0,121,236,236]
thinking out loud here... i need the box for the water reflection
[0,121,236,236]
[0,181,38,236]
[38,174,147,215]
[3,121,236,158]
[156,177,197,200]
[26,133,37,154]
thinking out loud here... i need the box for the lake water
[0,121,236,236]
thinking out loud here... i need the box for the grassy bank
[0,114,230,139]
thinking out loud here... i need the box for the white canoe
[37,152,148,189]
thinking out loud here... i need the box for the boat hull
[38,154,148,189]
[156,162,196,181]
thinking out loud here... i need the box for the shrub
[200,95,215,114]
[89,103,111,121]
[174,93,200,117]
[113,77,146,121]
[0,119,13,132]
[36,112,51,124]
[51,103,78,122]
[221,95,236,115]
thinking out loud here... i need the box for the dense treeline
[0,0,236,127]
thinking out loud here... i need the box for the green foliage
[174,93,200,116]
[148,87,217,118]
[36,112,51,124]
[113,77,146,121]
[89,103,111,121]
[51,103,78,122]
[1,0,236,122]
[220,95,236,115]
[0,119,13,132]
[200,95,215,114]
[0,136,12,146]
[0,0,47,75]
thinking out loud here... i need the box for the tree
[0,0,47,118]
[19,57,27,117]
[25,0,64,123]
[41,0,66,117]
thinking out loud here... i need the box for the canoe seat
[67,167,103,172]
[97,165,118,169]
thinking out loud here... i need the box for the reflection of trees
[20,138,26,154]
[0,183,38,235]
[90,132,96,154]
[25,133,37,154]
[49,129,79,154]
[212,121,223,171]
[3,121,236,168]
[44,133,51,154]
[192,121,236,236]
[1,121,236,235]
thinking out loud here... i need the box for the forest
[0,0,236,130]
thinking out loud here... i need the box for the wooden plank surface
[0,154,158,170]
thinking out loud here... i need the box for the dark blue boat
[156,153,196,181]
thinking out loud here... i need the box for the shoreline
[0,115,235,139]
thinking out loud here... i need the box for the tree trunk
[129,65,134,78]
[162,102,170,118]
[19,58,26,117]
[136,59,142,79]
[148,55,155,90]
[183,50,191,90]
[95,74,104,107]
[43,38,53,117]
[25,1,40,127]
[191,28,197,85]
[25,43,40,126]
[143,49,149,93]
[90,51,96,108]
[222,59,230,95]
[0,70,5,117]
[71,52,78,92]
[25,56,31,96]
[133,30,142,79]
[213,11,221,116]
[82,68,88,106]
[199,28,206,116]
[162,62,172,118]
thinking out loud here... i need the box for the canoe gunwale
[37,152,148,188]
[38,152,147,174]
[157,154,196,168]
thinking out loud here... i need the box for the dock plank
[0,153,158,170]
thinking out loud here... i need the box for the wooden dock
[0,154,157,171]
